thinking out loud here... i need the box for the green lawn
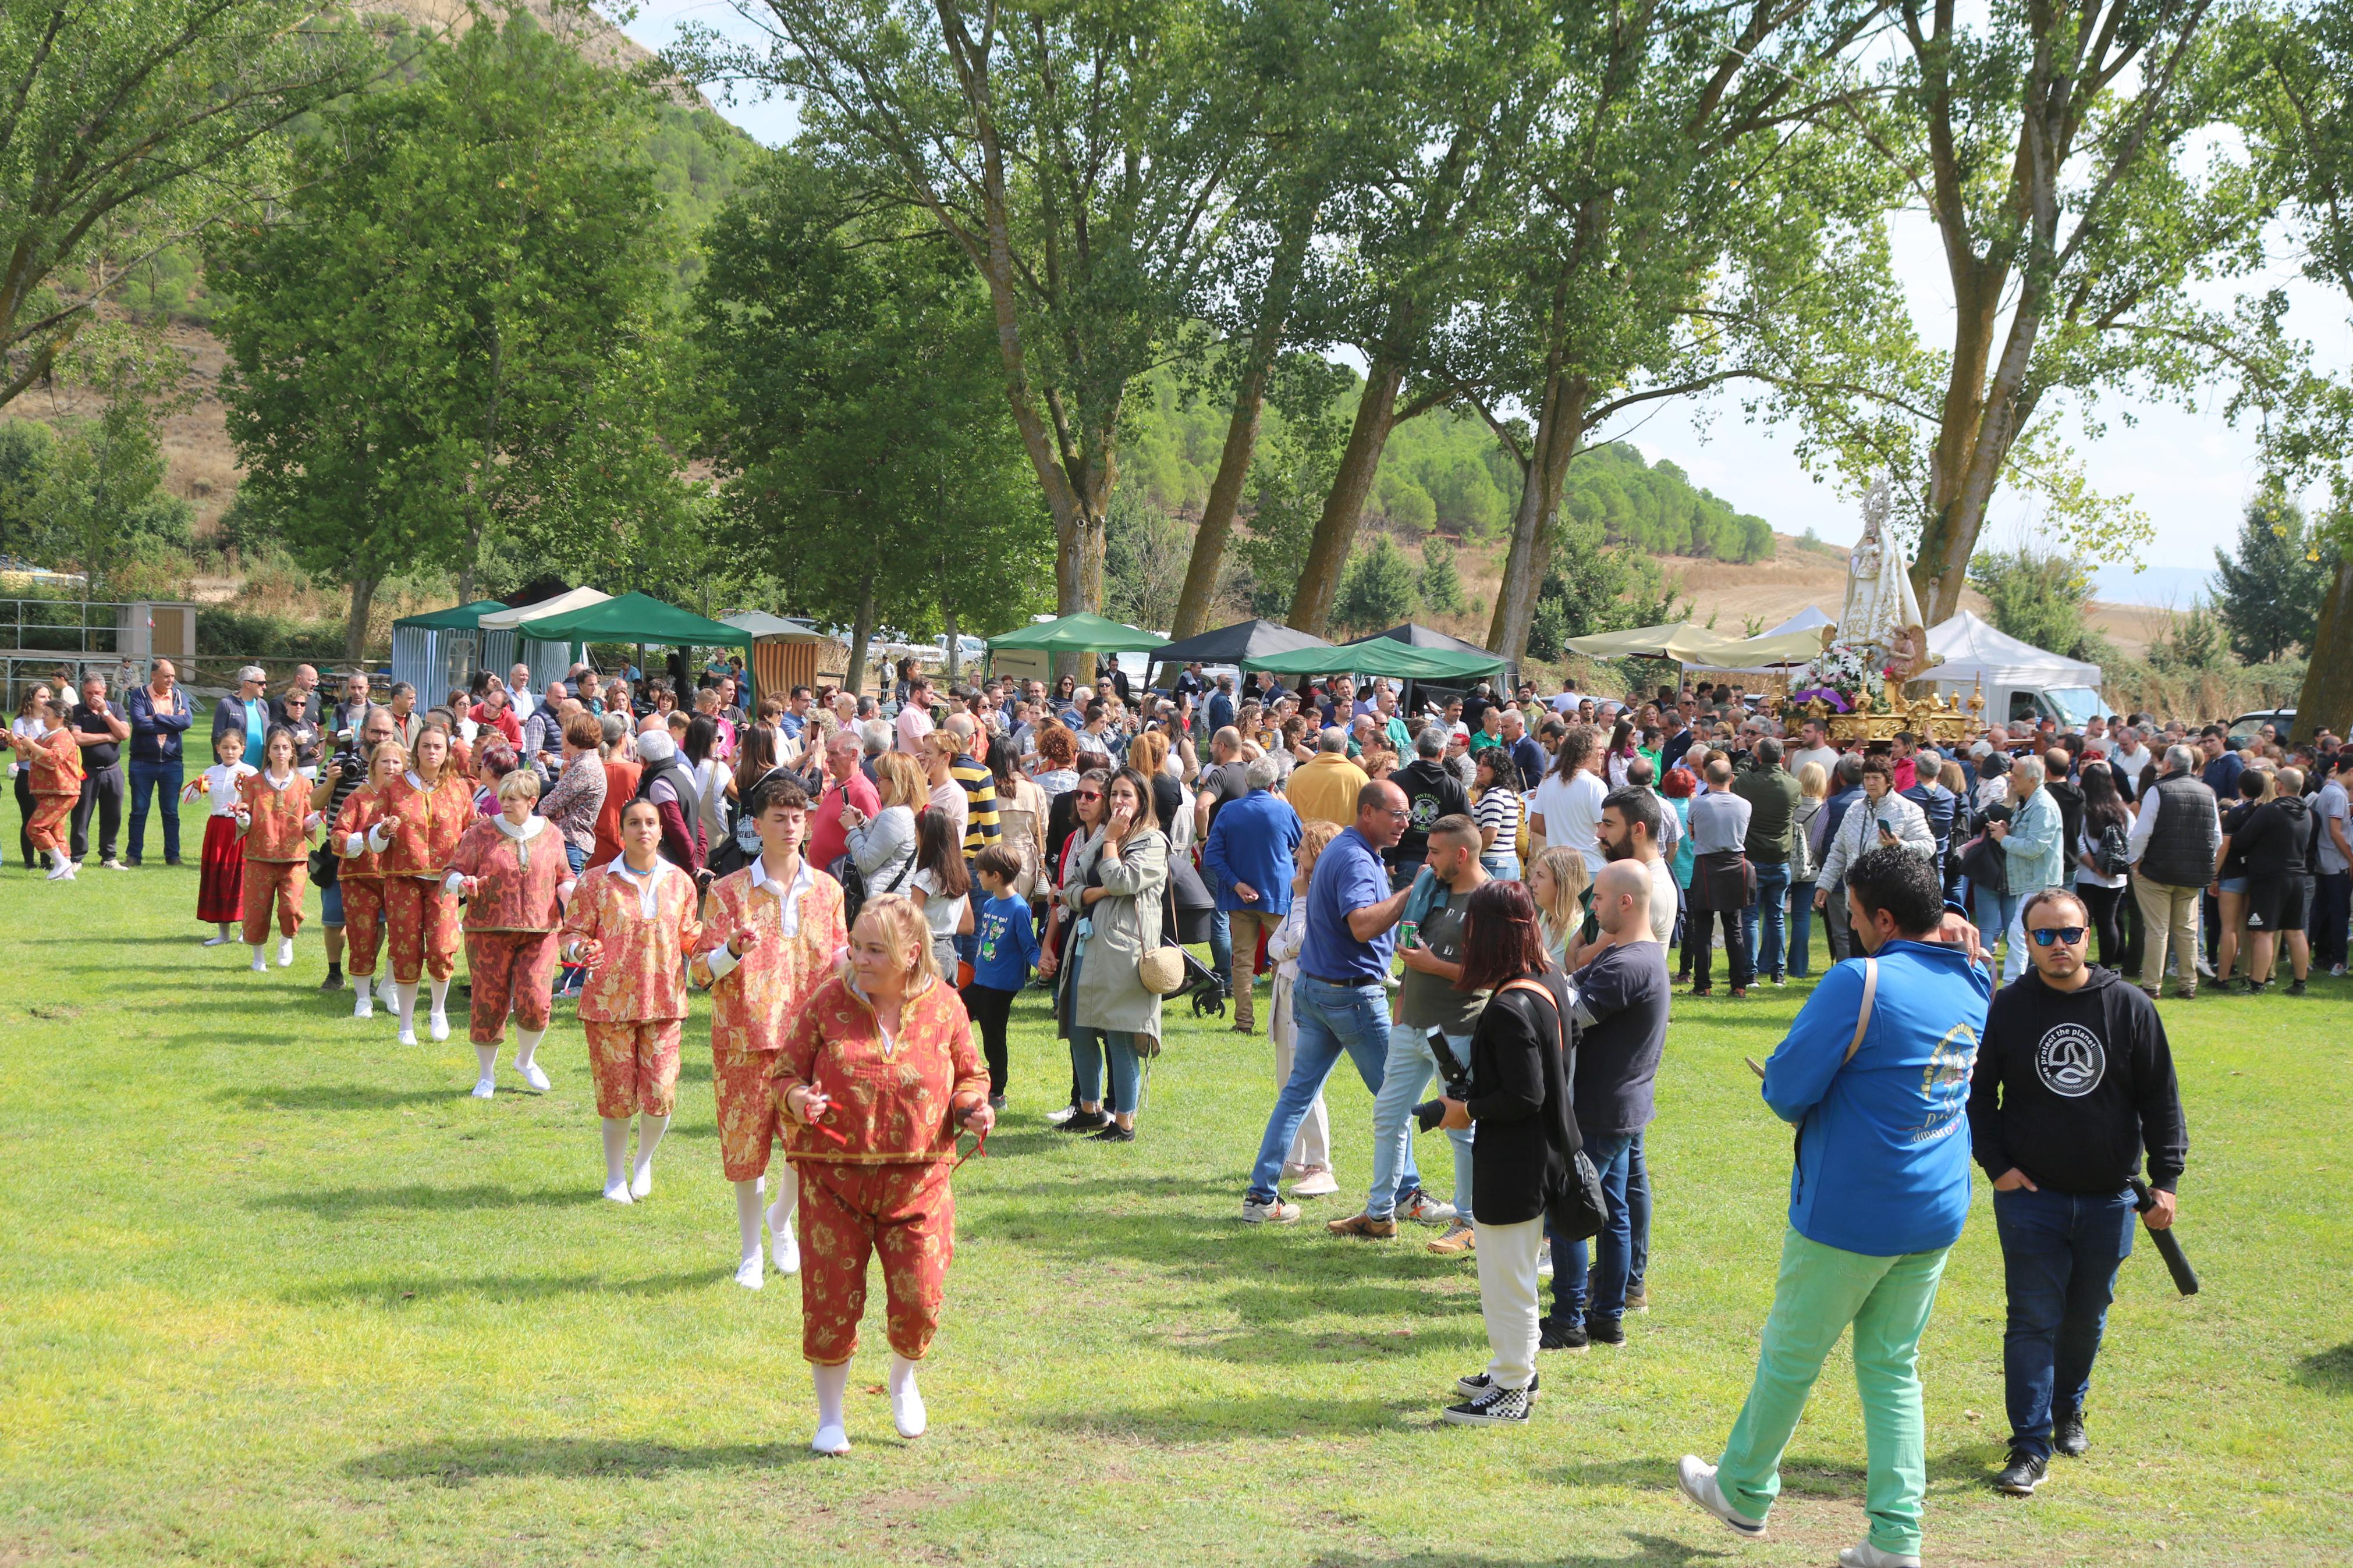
[3,859,2349,1567]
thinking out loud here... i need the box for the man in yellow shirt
[1286,728,1371,828]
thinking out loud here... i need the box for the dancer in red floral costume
[371,725,473,1045]
[446,769,574,1100]
[690,774,847,1290]
[236,726,318,972]
[330,743,403,1019]
[561,798,702,1204]
[773,893,991,1455]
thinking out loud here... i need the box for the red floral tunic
[689,861,850,1065]
[236,770,312,862]
[333,783,389,878]
[771,974,988,1165]
[375,771,473,880]
[446,817,569,933]
[25,726,83,797]
[561,859,702,1023]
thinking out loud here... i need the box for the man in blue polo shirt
[1240,779,1425,1224]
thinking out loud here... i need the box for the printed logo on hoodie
[2036,1022,2106,1098]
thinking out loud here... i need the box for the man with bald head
[1541,856,1670,1350]
[1240,781,1429,1225]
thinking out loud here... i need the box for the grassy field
[3,859,2350,1567]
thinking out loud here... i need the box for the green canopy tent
[513,591,760,698]
[985,612,1167,653]
[1243,639,1505,681]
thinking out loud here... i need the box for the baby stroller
[1165,851,1230,1019]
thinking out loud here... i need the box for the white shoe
[516,1059,550,1092]
[772,1228,801,1277]
[1840,1544,1922,1568]
[1288,1168,1339,1198]
[811,1423,850,1457]
[428,1009,449,1043]
[102,857,125,871]
[1675,1456,1765,1539]
[276,937,294,967]
[397,1025,417,1047]
[61,858,78,880]
[734,1254,765,1290]
[251,956,269,973]
[353,995,374,1019]
[892,1379,927,1439]
[602,1179,634,1205]
[45,860,70,881]
[630,1164,652,1200]
[201,933,231,947]
[470,1077,495,1100]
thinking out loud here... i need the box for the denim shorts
[2219,877,2248,896]
[321,879,345,927]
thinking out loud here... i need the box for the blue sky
[614,2,2346,607]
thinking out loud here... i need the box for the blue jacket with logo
[1762,939,1992,1256]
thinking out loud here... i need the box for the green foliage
[1561,445,1774,564]
[1419,540,1464,615]
[1233,352,1355,618]
[1332,534,1418,635]
[0,421,56,559]
[1103,489,1194,632]
[1524,512,1690,662]
[2213,495,2333,663]
[1966,548,2111,664]
[2148,599,2229,674]
[193,606,347,662]
[210,13,693,653]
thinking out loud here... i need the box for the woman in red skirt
[236,726,317,972]
[187,728,255,941]
[446,767,572,1100]
[372,724,473,1045]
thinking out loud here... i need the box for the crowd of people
[17,648,2320,1545]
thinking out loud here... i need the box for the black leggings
[2077,881,2127,971]
[962,982,1016,1097]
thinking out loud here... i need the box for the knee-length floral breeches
[341,876,385,977]
[584,1018,683,1118]
[240,861,307,944]
[384,876,459,984]
[713,1052,781,1182]
[27,795,73,855]
[796,1159,957,1366]
[465,930,557,1043]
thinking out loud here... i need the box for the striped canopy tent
[722,610,837,697]
[477,588,609,696]
[389,599,506,703]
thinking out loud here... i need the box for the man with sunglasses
[1967,886,2187,1499]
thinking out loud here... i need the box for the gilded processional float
[1787,478,1982,747]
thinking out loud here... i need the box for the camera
[1412,1028,1474,1132]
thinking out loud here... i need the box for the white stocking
[601,1118,630,1191]
[249,945,267,968]
[812,1360,851,1453]
[513,1026,544,1073]
[634,1113,669,1181]
[393,981,419,1030]
[427,975,452,1016]
[766,1162,799,1240]
[735,1178,765,1263]
[353,975,372,1004]
[474,1041,499,1082]
[889,1352,927,1438]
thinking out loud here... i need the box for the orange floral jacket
[332,784,389,879]
[25,726,83,797]
[447,818,569,933]
[375,772,474,880]
[689,861,850,1065]
[237,770,313,862]
[562,859,702,1023]
[771,973,988,1164]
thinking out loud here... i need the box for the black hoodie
[2233,792,2314,877]
[1968,963,2188,1194]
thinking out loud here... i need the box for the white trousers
[1475,1215,1545,1391]
[1270,975,1330,1171]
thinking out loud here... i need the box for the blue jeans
[1480,852,1519,881]
[1207,909,1232,982]
[1550,1133,1635,1325]
[1975,888,2024,975]
[1786,882,1816,977]
[1993,1185,2136,1462]
[1367,1023,1472,1221]
[1626,1132,1651,1288]
[125,758,183,864]
[320,879,345,927]
[1745,861,1791,979]
[1245,977,1415,1205]
[1072,1027,1143,1114]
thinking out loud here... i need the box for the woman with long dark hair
[907,804,972,980]
[1435,880,1580,1427]
[2071,760,2132,970]
[1053,765,1168,1142]
[683,712,729,849]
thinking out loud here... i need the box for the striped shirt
[1474,783,1520,857]
[949,752,1000,860]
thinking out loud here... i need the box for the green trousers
[1715,1226,1951,1556]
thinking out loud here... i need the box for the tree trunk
[345,573,379,665]
[845,568,878,699]
[1287,355,1406,636]
[2295,556,2352,745]
[1170,206,1315,640]
[1486,371,1591,663]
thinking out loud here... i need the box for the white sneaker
[631,1164,653,1200]
[892,1378,927,1438]
[734,1254,765,1290]
[1045,1104,1080,1127]
[44,859,70,881]
[772,1227,801,1277]
[61,858,79,880]
[102,857,126,871]
[250,956,269,973]
[276,938,294,967]
[516,1059,550,1092]
[201,933,231,947]
[1398,1190,1457,1226]
[1240,1197,1300,1224]
[428,1009,450,1043]
[470,1077,495,1100]
[1289,1168,1339,1197]
[602,1179,633,1205]
[1839,1544,1922,1568]
[1674,1456,1765,1539]
[811,1423,850,1457]
[353,994,374,1019]
[2333,964,2348,977]
[396,1025,417,1047]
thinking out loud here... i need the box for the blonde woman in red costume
[331,742,404,1018]
[446,769,574,1100]
[370,725,473,1045]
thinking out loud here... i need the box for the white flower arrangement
[1795,639,1889,702]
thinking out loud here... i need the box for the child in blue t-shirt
[963,845,1038,1107]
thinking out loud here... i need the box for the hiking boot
[1625,1280,1649,1312]
[1327,1210,1399,1239]
[1729,986,1749,1000]
[1538,1315,1588,1352]
[1426,1220,1475,1256]
[1993,1448,2047,1495]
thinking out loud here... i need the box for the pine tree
[2214,497,2331,664]
[1333,535,1419,635]
[1421,540,1464,614]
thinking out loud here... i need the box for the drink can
[1397,919,1418,950]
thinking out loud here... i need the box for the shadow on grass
[251,1183,605,1217]
[219,1084,455,1112]
[1027,1392,1423,1441]
[343,1436,826,1485]
[283,1267,716,1306]
[2294,1342,2353,1393]
[1307,1535,1740,1567]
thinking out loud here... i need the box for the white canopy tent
[1922,610,2107,726]
[1763,605,1833,638]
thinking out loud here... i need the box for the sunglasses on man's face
[2028,926,2088,947]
